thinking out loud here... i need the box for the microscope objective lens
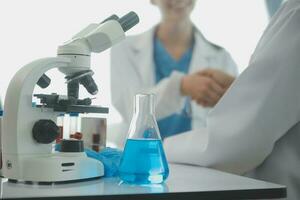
[80,75,98,95]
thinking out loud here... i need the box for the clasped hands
[181,68,235,107]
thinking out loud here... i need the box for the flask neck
[134,94,155,116]
[128,93,161,140]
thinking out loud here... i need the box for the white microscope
[1,12,139,183]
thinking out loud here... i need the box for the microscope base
[3,152,104,182]
[8,176,102,185]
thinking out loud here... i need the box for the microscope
[1,12,139,183]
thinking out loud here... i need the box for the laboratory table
[0,163,286,200]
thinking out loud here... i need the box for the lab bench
[0,163,286,200]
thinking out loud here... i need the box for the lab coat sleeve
[164,9,300,175]
[141,71,185,119]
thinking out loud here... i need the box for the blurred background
[0,0,283,124]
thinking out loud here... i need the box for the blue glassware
[119,94,169,184]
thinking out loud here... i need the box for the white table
[0,163,286,200]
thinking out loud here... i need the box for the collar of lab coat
[129,25,222,85]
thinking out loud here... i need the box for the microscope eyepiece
[118,11,139,32]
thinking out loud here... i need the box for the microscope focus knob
[32,120,60,144]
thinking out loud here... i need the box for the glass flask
[119,93,169,184]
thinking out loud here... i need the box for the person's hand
[198,68,235,90]
[181,72,225,107]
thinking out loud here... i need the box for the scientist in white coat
[110,0,238,147]
[164,0,300,199]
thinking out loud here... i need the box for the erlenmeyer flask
[119,93,169,184]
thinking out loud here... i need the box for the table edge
[2,186,287,200]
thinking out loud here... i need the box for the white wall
[0,0,269,124]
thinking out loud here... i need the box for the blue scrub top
[154,36,194,140]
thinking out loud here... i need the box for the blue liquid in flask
[119,139,169,184]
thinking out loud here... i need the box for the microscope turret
[1,12,139,183]
[58,12,139,103]
[37,12,139,111]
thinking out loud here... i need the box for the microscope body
[1,12,139,182]
[2,57,104,182]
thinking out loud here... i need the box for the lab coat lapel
[130,28,156,86]
[189,29,219,74]
[188,29,223,127]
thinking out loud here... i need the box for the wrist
[180,75,189,96]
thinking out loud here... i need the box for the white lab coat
[110,26,238,147]
[164,0,300,199]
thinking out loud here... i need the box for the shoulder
[193,28,238,74]
[194,29,225,53]
[111,29,154,55]
[110,35,137,54]
[195,28,235,59]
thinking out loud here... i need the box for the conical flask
[119,93,169,184]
